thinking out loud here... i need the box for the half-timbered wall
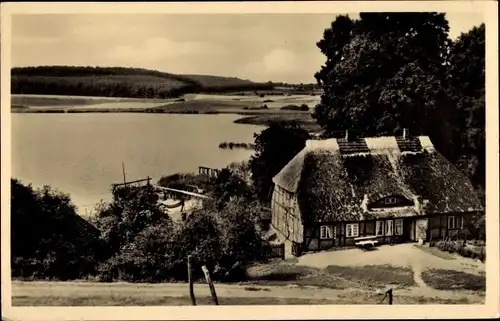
[271,186,303,243]
[428,213,474,241]
[299,213,477,253]
[303,218,410,252]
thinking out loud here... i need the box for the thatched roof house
[270,131,483,256]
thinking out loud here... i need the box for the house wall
[428,212,476,241]
[303,218,408,252]
[298,213,478,254]
[271,185,303,244]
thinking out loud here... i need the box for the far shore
[11,93,323,132]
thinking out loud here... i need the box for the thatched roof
[272,135,483,223]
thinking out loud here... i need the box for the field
[11,93,322,132]
[11,244,486,306]
[11,66,275,99]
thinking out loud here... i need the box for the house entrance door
[402,218,413,241]
[415,218,428,243]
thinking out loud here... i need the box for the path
[298,243,484,274]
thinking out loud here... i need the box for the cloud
[104,37,223,66]
[244,48,323,83]
[13,36,60,46]
[71,20,153,40]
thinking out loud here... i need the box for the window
[385,220,394,236]
[346,223,359,237]
[448,216,465,229]
[384,197,397,205]
[320,225,333,239]
[375,221,384,236]
[395,219,403,235]
[448,216,456,229]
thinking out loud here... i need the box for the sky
[11,13,484,83]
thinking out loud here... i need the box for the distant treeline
[219,142,256,150]
[11,66,274,98]
[268,82,321,91]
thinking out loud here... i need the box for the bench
[354,235,378,249]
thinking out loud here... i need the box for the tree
[215,197,263,278]
[98,219,180,282]
[10,179,101,280]
[93,185,171,258]
[250,122,311,203]
[212,168,253,209]
[313,13,485,202]
[445,24,485,200]
[193,197,263,280]
[313,13,451,138]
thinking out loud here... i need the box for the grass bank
[12,293,470,306]
[235,114,322,132]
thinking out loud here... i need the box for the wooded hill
[11,66,274,98]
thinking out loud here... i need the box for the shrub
[13,175,266,283]
[157,172,213,192]
[280,104,300,110]
[11,179,102,280]
[300,104,309,111]
[435,239,485,262]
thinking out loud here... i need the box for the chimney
[403,128,409,140]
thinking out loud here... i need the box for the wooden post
[187,255,196,306]
[387,288,393,305]
[201,265,219,305]
[122,162,127,185]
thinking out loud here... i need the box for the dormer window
[368,195,414,209]
[384,197,397,205]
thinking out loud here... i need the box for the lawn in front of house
[413,245,456,260]
[244,259,415,290]
[421,269,486,292]
[325,265,415,288]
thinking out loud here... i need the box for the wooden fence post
[202,265,219,305]
[187,255,196,306]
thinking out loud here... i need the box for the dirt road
[11,280,484,306]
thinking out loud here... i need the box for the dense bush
[87,171,264,283]
[157,172,213,193]
[11,179,102,280]
[279,104,309,111]
[435,240,485,262]
[91,185,171,259]
[92,191,263,283]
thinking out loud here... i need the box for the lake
[11,113,262,216]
